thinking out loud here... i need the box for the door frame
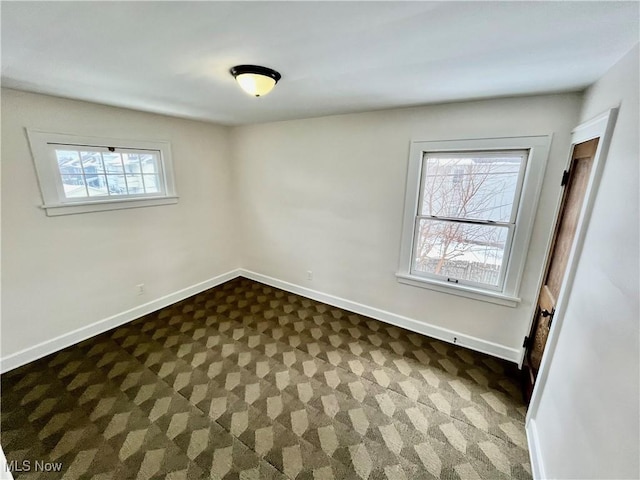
[524,108,618,456]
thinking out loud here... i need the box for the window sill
[395,273,520,307]
[41,196,179,216]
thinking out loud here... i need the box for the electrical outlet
[307,270,313,281]
[136,284,145,295]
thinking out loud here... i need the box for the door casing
[524,108,618,439]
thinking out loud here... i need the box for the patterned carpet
[1,278,531,479]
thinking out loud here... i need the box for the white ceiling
[2,2,638,126]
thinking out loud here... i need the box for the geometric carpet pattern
[1,278,531,479]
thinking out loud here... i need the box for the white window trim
[26,129,178,216]
[397,135,552,307]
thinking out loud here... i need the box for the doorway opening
[523,138,599,402]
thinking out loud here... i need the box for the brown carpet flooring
[1,277,531,479]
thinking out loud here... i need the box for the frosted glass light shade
[235,73,277,97]
[230,65,281,97]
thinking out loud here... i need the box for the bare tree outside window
[413,151,526,287]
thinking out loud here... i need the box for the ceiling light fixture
[230,64,281,97]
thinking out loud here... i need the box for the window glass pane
[80,151,104,173]
[86,174,109,197]
[125,174,145,194]
[106,174,127,195]
[102,152,124,173]
[87,187,109,197]
[413,218,508,286]
[420,151,525,222]
[122,153,141,173]
[140,154,159,174]
[61,174,87,198]
[143,174,161,193]
[56,150,81,174]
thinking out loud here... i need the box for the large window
[397,136,551,306]
[27,130,178,216]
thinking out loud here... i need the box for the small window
[27,130,178,216]
[397,136,551,306]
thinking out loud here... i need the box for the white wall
[530,46,639,479]
[231,93,582,356]
[1,89,238,359]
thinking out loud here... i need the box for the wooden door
[523,138,599,401]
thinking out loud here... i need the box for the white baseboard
[1,267,521,373]
[526,418,546,479]
[0,269,241,374]
[239,269,521,363]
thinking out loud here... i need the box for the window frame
[411,149,528,292]
[396,136,552,307]
[26,129,178,216]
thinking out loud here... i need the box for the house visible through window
[397,136,551,306]
[27,130,178,216]
[55,148,163,199]
[414,150,526,289]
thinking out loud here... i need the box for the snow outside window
[27,130,178,216]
